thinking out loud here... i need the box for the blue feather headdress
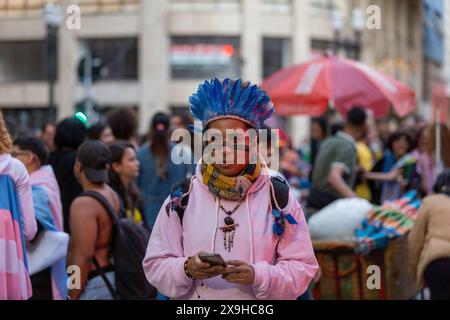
[188,78,274,130]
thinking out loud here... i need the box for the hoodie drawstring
[245,195,254,264]
[212,197,220,253]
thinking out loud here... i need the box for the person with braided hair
[0,111,37,299]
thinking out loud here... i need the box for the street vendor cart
[312,236,418,300]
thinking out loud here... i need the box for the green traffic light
[74,112,88,124]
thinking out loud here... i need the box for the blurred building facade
[307,0,423,111]
[362,0,423,106]
[444,0,450,95]
[421,0,445,107]
[0,0,310,138]
[0,0,425,141]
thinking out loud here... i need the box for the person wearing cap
[67,140,120,300]
[143,79,318,300]
[12,137,67,300]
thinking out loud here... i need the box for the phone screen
[199,253,226,267]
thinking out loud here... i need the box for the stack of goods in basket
[355,190,421,254]
[308,191,421,254]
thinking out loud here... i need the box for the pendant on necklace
[218,197,245,252]
[224,216,234,225]
[220,217,238,252]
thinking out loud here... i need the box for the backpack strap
[80,190,120,225]
[270,175,290,210]
[79,190,119,299]
[269,175,297,236]
[167,177,192,226]
[91,256,117,300]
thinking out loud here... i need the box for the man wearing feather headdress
[143,78,318,300]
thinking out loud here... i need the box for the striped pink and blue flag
[0,174,32,300]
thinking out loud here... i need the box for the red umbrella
[261,54,416,118]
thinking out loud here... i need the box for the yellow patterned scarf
[201,160,261,201]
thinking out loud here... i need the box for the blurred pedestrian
[171,109,196,175]
[280,145,304,184]
[401,115,417,136]
[275,129,305,186]
[67,141,120,300]
[258,125,287,183]
[411,126,436,196]
[48,117,87,233]
[171,109,194,132]
[366,131,415,204]
[355,136,374,201]
[366,113,384,162]
[308,107,367,210]
[415,114,428,131]
[429,123,450,170]
[137,112,188,230]
[330,121,344,136]
[375,118,391,148]
[12,137,67,300]
[107,108,139,148]
[0,111,37,299]
[310,117,327,167]
[87,122,115,145]
[409,169,450,300]
[108,140,143,224]
[40,122,56,153]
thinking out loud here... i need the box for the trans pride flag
[0,174,32,300]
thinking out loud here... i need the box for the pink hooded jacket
[143,165,318,300]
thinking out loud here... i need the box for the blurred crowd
[1,100,450,300]
[277,111,450,213]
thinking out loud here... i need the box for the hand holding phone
[221,260,255,285]
[198,252,227,267]
[185,252,226,280]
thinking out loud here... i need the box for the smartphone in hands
[198,253,227,267]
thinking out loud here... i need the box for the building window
[263,38,291,78]
[75,0,139,15]
[0,0,139,17]
[170,36,241,79]
[2,108,49,138]
[0,0,60,18]
[261,0,291,14]
[406,1,415,47]
[170,0,240,12]
[78,38,138,82]
[433,12,444,38]
[0,41,48,82]
[309,0,335,17]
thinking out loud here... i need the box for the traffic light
[74,111,88,125]
[78,55,104,83]
[74,99,100,126]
